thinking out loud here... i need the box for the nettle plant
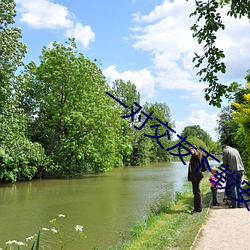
[2,214,86,249]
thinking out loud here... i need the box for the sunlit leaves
[24,39,125,174]
[0,0,46,182]
[189,0,250,107]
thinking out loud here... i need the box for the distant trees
[1,0,222,182]
[110,80,175,165]
[216,106,239,147]
[0,0,177,181]
[0,0,177,182]
[143,102,174,163]
[181,125,212,147]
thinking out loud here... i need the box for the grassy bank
[111,176,211,250]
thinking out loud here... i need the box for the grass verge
[111,177,211,250]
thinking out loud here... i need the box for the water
[0,161,190,249]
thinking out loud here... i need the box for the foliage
[0,0,177,181]
[0,0,27,109]
[216,106,240,146]
[143,102,175,163]
[231,80,250,177]
[0,0,48,182]
[110,79,140,165]
[181,125,212,147]
[23,39,125,175]
[110,81,175,165]
[111,79,140,115]
[184,135,209,152]
[189,0,250,107]
[208,140,222,154]
[215,72,250,177]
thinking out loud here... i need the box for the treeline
[0,1,182,182]
[3,0,247,183]
[216,73,250,178]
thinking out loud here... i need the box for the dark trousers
[228,170,244,208]
[211,187,218,205]
[192,180,202,212]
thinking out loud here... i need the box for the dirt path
[192,189,250,250]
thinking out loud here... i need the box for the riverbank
[111,176,211,249]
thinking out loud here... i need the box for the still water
[0,161,212,249]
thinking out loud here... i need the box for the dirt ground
[191,188,250,250]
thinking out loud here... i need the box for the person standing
[209,168,219,206]
[188,145,204,214]
[222,144,245,208]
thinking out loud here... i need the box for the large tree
[0,0,47,182]
[229,73,250,176]
[24,39,125,175]
[190,0,250,107]
[0,0,26,108]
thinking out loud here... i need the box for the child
[209,168,219,206]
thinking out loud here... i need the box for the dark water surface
[0,161,216,249]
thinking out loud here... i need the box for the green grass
[111,177,211,250]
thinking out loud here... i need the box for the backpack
[201,154,208,172]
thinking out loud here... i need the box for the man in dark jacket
[188,144,204,214]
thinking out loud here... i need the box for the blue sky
[14,0,250,141]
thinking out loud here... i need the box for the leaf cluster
[189,0,250,107]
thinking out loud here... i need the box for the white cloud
[214,7,250,81]
[132,1,175,23]
[103,65,155,102]
[175,110,219,141]
[16,0,73,29]
[65,22,95,48]
[16,0,95,49]
[130,0,250,95]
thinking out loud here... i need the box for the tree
[0,0,47,182]
[230,76,250,177]
[110,79,141,165]
[0,0,27,109]
[143,102,175,163]
[109,82,175,165]
[181,125,212,147]
[189,0,250,107]
[216,72,250,150]
[111,79,140,115]
[216,106,239,146]
[184,136,208,152]
[24,39,125,175]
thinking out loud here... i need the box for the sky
[14,0,250,141]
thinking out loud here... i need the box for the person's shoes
[238,205,244,208]
[212,203,220,206]
[228,205,236,208]
[190,209,202,214]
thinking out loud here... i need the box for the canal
[0,161,216,249]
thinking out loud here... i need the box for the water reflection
[0,161,205,249]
